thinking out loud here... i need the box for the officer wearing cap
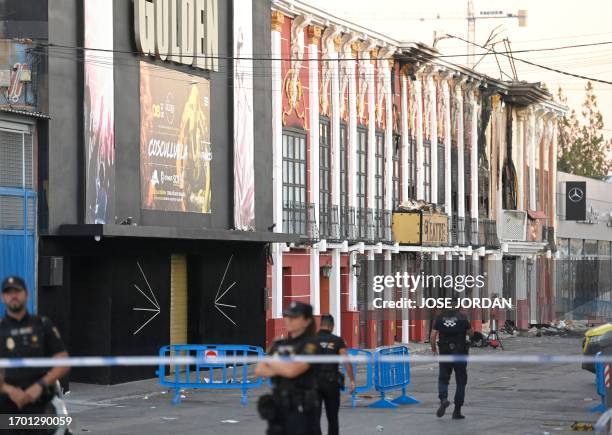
[0,276,70,423]
[255,301,320,435]
[430,307,473,420]
[315,314,354,435]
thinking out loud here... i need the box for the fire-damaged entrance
[40,234,278,384]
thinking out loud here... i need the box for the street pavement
[63,335,600,435]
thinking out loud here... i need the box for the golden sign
[422,214,449,246]
[392,212,421,244]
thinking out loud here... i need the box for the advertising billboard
[139,62,211,213]
[84,0,115,224]
[233,2,255,230]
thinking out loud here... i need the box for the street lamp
[321,264,332,278]
[353,262,362,278]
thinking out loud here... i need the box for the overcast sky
[306,0,612,145]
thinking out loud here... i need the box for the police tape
[0,354,611,368]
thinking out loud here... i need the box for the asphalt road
[63,335,600,435]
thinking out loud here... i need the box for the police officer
[255,301,320,435]
[315,314,354,435]
[0,276,70,428]
[430,307,473,419]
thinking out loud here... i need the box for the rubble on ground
[517,320,591,337]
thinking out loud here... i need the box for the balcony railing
[319,204,340,241]
[375,210,393,243]
[545,226,556,251]
[356,208,375,242]
[282,201,319,243]
[451,214,467,246]
[340,206,356,241]
[478,219,500,249]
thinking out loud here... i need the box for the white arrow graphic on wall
[214,255,238,326]
[133,262,161,335]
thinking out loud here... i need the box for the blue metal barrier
[369,345,419,409]
[341,348,373,408]
[156,344,264,406]
[590,352,607,413]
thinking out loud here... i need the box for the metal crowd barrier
[341,348,373,408]
[368,345,419,409]
[596,408,612,434]
[156,344,264,406]
[590,352,610,414]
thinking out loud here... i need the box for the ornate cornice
[306,25,322,44]
[271,11,285,33]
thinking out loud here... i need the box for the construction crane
[466,0,527,68]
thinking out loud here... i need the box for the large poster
[84,0,115,224]
[140,62,212,213]
[233,0,255,230]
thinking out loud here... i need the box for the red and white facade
[267,1,565,347]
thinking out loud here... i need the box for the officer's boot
[436,399,450,417]
[452,405,465,419]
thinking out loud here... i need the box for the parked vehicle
[582,324,612,373]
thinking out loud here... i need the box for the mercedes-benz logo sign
[568,187,584,203]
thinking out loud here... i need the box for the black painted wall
[40,236,266,384]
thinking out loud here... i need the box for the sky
[305,0,612,147]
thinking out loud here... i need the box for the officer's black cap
[1,276,27,293]
[283,301,313,319]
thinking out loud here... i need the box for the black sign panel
[565,181,587,221]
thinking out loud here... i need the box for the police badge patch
[6,337,15,350]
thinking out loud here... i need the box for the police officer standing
[0,276,70,424]
[315,314,354,435]
[255,301,320,435]
[430,307,473,419]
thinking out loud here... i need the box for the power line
[35,39,612,62]
[446,34,612,86]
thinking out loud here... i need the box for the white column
[443,78,452,218]
[367,52,376,211]
[401,253,410,343]
[400,72,409,202]
[551,119,558,230]
[308,29,321,315]
[415,78,424,200]
[384,61,394,211]
[528,108,536,210]
[349,252,358,311]
[455,82,465,219]
[330,40,340,206]
[517,112,525,210]
[330,248,342,335]
[428,74,438,204]
[343,35,358,212]
[470,87,479,233]
[271,13,284,319]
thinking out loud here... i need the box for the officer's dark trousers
[268,409,318,435]
[438,362,468,406]
[316,383,340,435]
[0,394,54,434]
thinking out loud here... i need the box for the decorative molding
[283,15,311,128]
[271,11,285,33]
[339,33,359,122]
[375,46,394,129]
[320,25,342,117]
[306,25,322,44]
[357,40,377,124]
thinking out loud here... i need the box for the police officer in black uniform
[0,276,70,431]
[430,307,473,419]
[315,314,354,435]
[256,301,320,435]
